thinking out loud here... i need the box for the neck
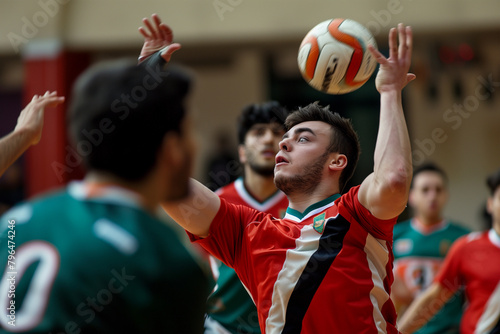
[414,214,443,226]
[244,169,279,202]
[286,181,340,213]
[85,171,159,213]
[493,221,500,236]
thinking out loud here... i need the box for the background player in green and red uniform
[205,102,289,334]
[0,52,209,332]
[399,168,500,334]
[392,162,469,334]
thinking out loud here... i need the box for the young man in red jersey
[399,168,500,334]
[140,14,415,333]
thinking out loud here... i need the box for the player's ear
[408,188,416,207]
[328,153,347,172]
[238,144,247,164]
[160,131,184,169]
[487,196,494,215]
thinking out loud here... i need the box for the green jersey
[393,219,469,334]
[0,182,209,333]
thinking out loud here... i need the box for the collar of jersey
[233,177,286,210]
[411,218,448,235]
[285,193,340,222]
[489,228,500,249]
[68,181,144,210]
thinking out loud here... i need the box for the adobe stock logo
[213,0,243,21]
[8,0,71,53]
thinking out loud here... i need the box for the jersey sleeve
[186,198,266,268]
[434,235,466,293]
[337,185,398,240]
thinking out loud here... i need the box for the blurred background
[0,0,499,230]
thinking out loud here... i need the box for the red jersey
[435,229,500,334]
[188,185,400,334]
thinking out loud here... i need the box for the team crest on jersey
[439,240,452,256]
[313,213,326,234]
[394,239,413,255]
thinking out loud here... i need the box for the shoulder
[393,220,411,235]
[0,188,68,225]
[446,221,471,235]
[338,184,360,202]
[217,196,265,220]
[337,185,397,240]
[215,180,238,198]
[449,231,486,252]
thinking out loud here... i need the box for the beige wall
[1,0,500,229]
[1,0,500,54]
[407,32,500,230]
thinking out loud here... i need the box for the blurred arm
[161,179,221,238]
[398,282,455,334]
[0,92,64,177]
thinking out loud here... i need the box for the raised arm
[138,13,181,64]
[398,282,455,334]
[137,15,221,237]
[358,24,415,220]
[161,179,221,238]
[0,91,64,177]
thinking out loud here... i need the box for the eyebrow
[282,127,316,140]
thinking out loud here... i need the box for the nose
[279,138,289,152]
[261,129,274,143]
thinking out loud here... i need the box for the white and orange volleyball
[298,18,378,95]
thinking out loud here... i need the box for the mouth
[275,155,289,166]
[261,149,276,159]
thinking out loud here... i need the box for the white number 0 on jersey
[0,241,60,331]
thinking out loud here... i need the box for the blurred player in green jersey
[0,46,209,332]
[392,162,469,334]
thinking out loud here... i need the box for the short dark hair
[411,162,448,188]
[284,102,360,192]
[486,168,500,195]
[68,55,192,181]
[237,101,289,144]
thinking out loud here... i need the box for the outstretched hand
[368,23,415,93]
[138,13,181,64]
[15,91,64,146]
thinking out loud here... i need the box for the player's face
[487,186,500,229]
[409,171,448,222]
[239,122,285,177]
[274,121,332,195]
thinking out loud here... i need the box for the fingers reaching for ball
[372,23,415,92]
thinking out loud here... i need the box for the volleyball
[298,18,378,94]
